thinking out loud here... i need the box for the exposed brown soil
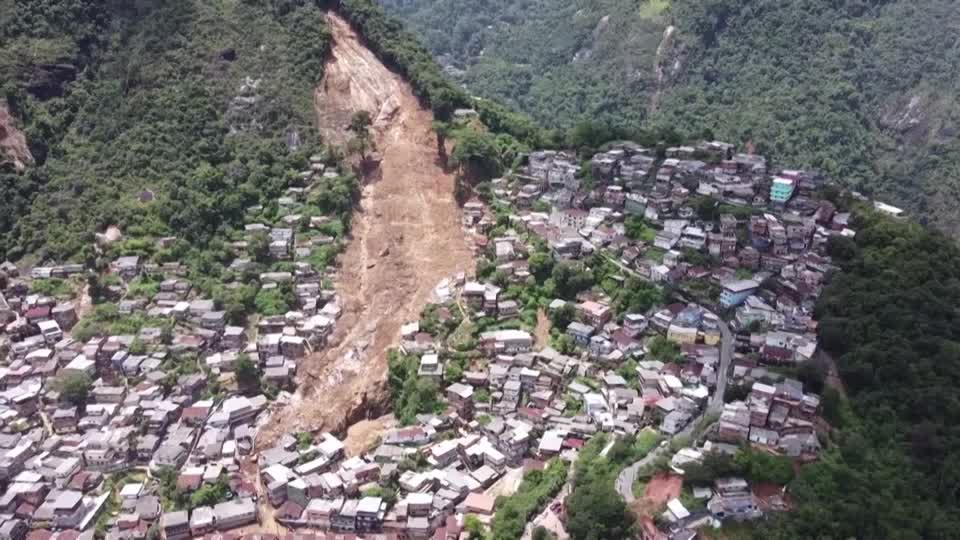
[238,456,287,536]
[535,308,552,348]
[816,348,847,398]
[343,414,396,457]
[0,104,33,171]
[257,13,474,446]
[632,472,683,517]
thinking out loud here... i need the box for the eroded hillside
[0,105,33,171]
[259,13,474,444]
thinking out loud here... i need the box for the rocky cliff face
[880,92,958,149]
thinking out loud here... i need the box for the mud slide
[0,104,33,171]
[258,13,474,445]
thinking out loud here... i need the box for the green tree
[452,128,501,180]
[567,120,612,151]
[248,231,272,263]
[692,196,720,222]
[647,336,682,363]
[362,486,398,505]
[433,120,451,161]
[388,349,443,425]
[254,283,294,316]
[55,372,92,408]
[445,361,464,382]
[552,334,576,355]
[737,449,795,485]
[491,460,568,540]
[348,110,374,162]
[235,353,261,396]
[464,514,486,540]
[528,251,555,283]
[550,261,594,300]
[565,437,634,540]
[724,383,751,403]
[550,303,576,331]
[297,432,313,450]
[532,526,553,540]
[189,476,231,509]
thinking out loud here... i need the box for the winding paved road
[599,251,736,501]
[616,316,734,502]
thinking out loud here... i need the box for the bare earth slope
[0,104,33,171]
[259,13,473,444]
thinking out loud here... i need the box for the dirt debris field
[343,414,397,457]
[258,13,474,446]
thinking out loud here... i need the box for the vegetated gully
[258,13,474,446]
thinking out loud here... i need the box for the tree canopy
[743,209,960,538]
[565,436,634,540]
[55,372,92,408]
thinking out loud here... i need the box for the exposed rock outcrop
[649,25,687,114]
[573,15,611,63]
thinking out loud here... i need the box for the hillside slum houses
[500,141,843,373]
[0,156,353,540]
[0,139,859,540]
[163,272,778,539]
[450,138,857,537]
[243,275,726,539]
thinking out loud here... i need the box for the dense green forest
[0,0,333,263]
[383,0,960,233]
[658,0,960,234]
[714,210,960,539]
[382,0,667,129]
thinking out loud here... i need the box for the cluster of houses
[248,420,500,539]
[0,134,884,540]
[455,139,864,538]
[0,245,321,540]
[0,156,362,540]
[715,378,821,458]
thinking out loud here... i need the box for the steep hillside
[0,0,332,261]
[382,0,670,128]
[383,0,960,233]
[0,104,32,171]
[658,0,960,234]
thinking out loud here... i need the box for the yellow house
[701,329,722,346]
[667,324,698,345]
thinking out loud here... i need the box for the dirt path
[535,308,552,348]
[631,472,682,517]
[258,13,474,446]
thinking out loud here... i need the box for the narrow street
[616,315,733,503]
[601,249,736,502]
